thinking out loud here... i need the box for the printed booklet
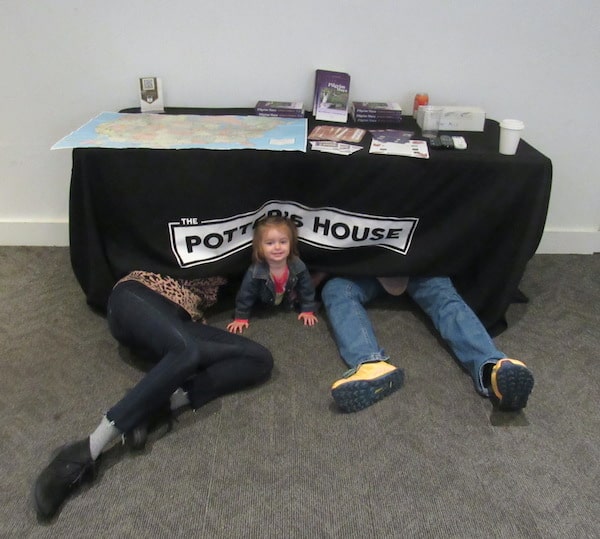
[313,69,351,123]
[369,139,429,159]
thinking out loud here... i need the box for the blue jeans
[105,281,273,432]
[321,276,505,396]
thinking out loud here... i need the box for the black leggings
[105,281,273,432]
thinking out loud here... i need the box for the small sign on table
[139,77,164,113]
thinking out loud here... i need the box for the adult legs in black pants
[106,281,273,431]
[34,280,273,521]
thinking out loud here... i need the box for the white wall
[1,0,598,252]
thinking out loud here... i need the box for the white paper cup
[499,119,525,155]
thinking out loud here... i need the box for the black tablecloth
[69,107,552,335]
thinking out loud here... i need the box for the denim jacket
[234,257,317,320]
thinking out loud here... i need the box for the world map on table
[51,112,307,152]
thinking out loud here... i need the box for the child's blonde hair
[252,216,299,264]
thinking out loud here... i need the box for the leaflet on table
[369,139,429,159]
[310,140,362,155]
[369,129,414,144]
[308,125,366,143]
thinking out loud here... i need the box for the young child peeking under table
[227,216,318,334]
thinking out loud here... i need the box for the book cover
[256,101,303,111]
[353,117,403,124]
[256,101,304,117]
[352,116,403,127]
[353,112,403,120]
[313,69,351,123]
[351,102,403,124]
[353,110,403,117]
[256,112,305,118]
[352,101,402,113]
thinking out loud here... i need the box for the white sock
[170,388,191,411]
[89,416,120,460]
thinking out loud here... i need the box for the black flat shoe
[34,438,96,520]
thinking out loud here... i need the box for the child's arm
[227,267,259,334]
[295,261,319,327]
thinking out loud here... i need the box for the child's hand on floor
[298,312,318,327]
[227,319,249,333]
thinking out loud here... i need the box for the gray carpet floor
[1,247,599,538]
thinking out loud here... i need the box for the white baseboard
[0,220,69,246]
[0,221,598,254]
[536,229,600,254]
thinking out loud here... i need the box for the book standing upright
[313,69,351,123]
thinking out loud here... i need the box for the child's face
[260,226,291,265]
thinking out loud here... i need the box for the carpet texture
[1,247,598,538]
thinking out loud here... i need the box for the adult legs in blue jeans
[321,276,389,368]
[322,277,403,412]
[406,276,504,396]
[34,280,273,521]
[321,276,533,412]
[409,277,533,408]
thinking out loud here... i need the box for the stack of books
[313,69,351,123]
[255,101,304,118]
[351,102,403,126]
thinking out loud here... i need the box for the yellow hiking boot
[331,361,404,413]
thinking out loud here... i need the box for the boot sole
[494,365,534,411]
[332,369,404,412]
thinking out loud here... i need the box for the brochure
[369,139,429,159]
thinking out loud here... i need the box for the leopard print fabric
[117,271,227,321]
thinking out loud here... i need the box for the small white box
[417,106,485,132]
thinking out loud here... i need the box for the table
[69,107,552,335]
